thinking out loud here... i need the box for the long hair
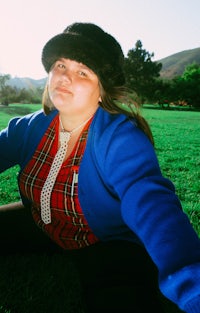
[42,84,55,115]
[98,82,154,145]
[42,78,154,145]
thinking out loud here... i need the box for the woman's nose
[62,69,72,83]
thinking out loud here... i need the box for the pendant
[60,131,71,145]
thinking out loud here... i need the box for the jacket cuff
[184,295,200,313]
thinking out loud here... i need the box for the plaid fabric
[19,115,99,250]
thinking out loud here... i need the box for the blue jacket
[0,107,200,313]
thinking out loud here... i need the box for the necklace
[59,114,93,135]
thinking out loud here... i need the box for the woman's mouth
[56,86,72,94]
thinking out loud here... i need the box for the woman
[0,22,200,313]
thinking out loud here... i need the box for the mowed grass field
[143,106,200,235]
[0,103,199,313]
[0,104,42,205]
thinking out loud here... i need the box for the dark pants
[0,203,182,313]
[70,240,165,313]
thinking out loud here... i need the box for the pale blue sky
[1,0,199,79]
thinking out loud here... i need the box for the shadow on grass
[0,253,84,313]
[0,252,184,313]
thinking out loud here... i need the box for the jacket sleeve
[97,119,200,313]
[0,109,57,173]
[0,116,28,172]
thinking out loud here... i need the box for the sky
[1,0,200,79]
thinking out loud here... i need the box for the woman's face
[48,58,101,116]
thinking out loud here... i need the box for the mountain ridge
[6,76,47,90]
[158,47,200,78]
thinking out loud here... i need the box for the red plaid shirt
[19,114,99,250]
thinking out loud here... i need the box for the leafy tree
[0,74,12,105]
[164,63,200,109]
[0,74,11,90]
[180,63,200,108]
[153,79,173,107]
[0,74,43,105]
[124,40,162,103]
[151,63,200,109]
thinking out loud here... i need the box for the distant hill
[158,47,200,79]
[6,76,47,90]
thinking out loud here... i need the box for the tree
[0,74,11,105]
[180,63,200,108]
[166,63,200,109]
[153,79,173,107]
[124,40,162,103]
[0,74,10,90]
[0,74,43,105]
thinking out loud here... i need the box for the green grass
[142,107,200,234]
[0,104,42,204]
[0,103,41,128]
[0,103,199,313]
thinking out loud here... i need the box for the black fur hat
[42,22,125,88]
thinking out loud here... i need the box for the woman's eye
[58,63,65,69]
[78,71,87,77]
[54,62,65,69]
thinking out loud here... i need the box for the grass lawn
[0,103,199,312]
[142,106,200,235]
